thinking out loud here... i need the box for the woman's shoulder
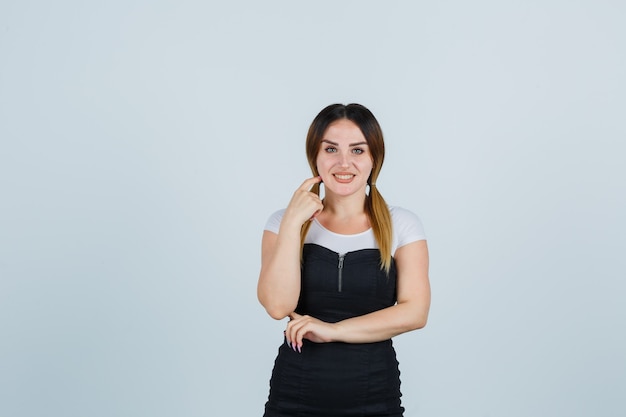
[389,205,422,223]
[264,208,286,234]
[388,205,427,243]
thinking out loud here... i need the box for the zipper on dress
[337,254,345,292]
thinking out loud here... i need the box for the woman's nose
[339,152,351,167]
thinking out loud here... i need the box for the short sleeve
[390,206,427,249]
[264,209,286,234]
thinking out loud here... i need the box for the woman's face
[315,119,373,198]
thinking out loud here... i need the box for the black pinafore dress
[263,243,404,417]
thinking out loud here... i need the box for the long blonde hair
[300,103,393,272]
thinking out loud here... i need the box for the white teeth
[335,174,354,180]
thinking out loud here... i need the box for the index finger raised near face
[298,176,322,191]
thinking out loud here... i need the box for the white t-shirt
[264,206,426,256]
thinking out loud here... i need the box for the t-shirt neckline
[312,218,373,238]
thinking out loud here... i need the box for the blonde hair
[300,104,393,272]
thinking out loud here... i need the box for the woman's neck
[318,193,370,234]
[321,192,368,218]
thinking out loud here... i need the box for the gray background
[1,1,624,416]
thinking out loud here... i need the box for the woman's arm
[257,177,323,320]
[285,239,430,349]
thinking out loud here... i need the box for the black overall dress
[263,243,404,417]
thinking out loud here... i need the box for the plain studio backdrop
[1,1,624,416]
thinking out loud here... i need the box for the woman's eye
[324,147,337,153]
[352,148,364,154]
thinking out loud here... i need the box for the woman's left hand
[285,312,338,352]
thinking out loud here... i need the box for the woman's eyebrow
[321,139,368,147]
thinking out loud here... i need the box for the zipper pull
[338,254,345,292]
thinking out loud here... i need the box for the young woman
[258,103,430,417]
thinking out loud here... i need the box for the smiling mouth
[333,174,354,180]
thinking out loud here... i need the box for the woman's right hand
[257,176,323,319]
[282,176,324,228]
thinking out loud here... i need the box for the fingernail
[297,344,302,353]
